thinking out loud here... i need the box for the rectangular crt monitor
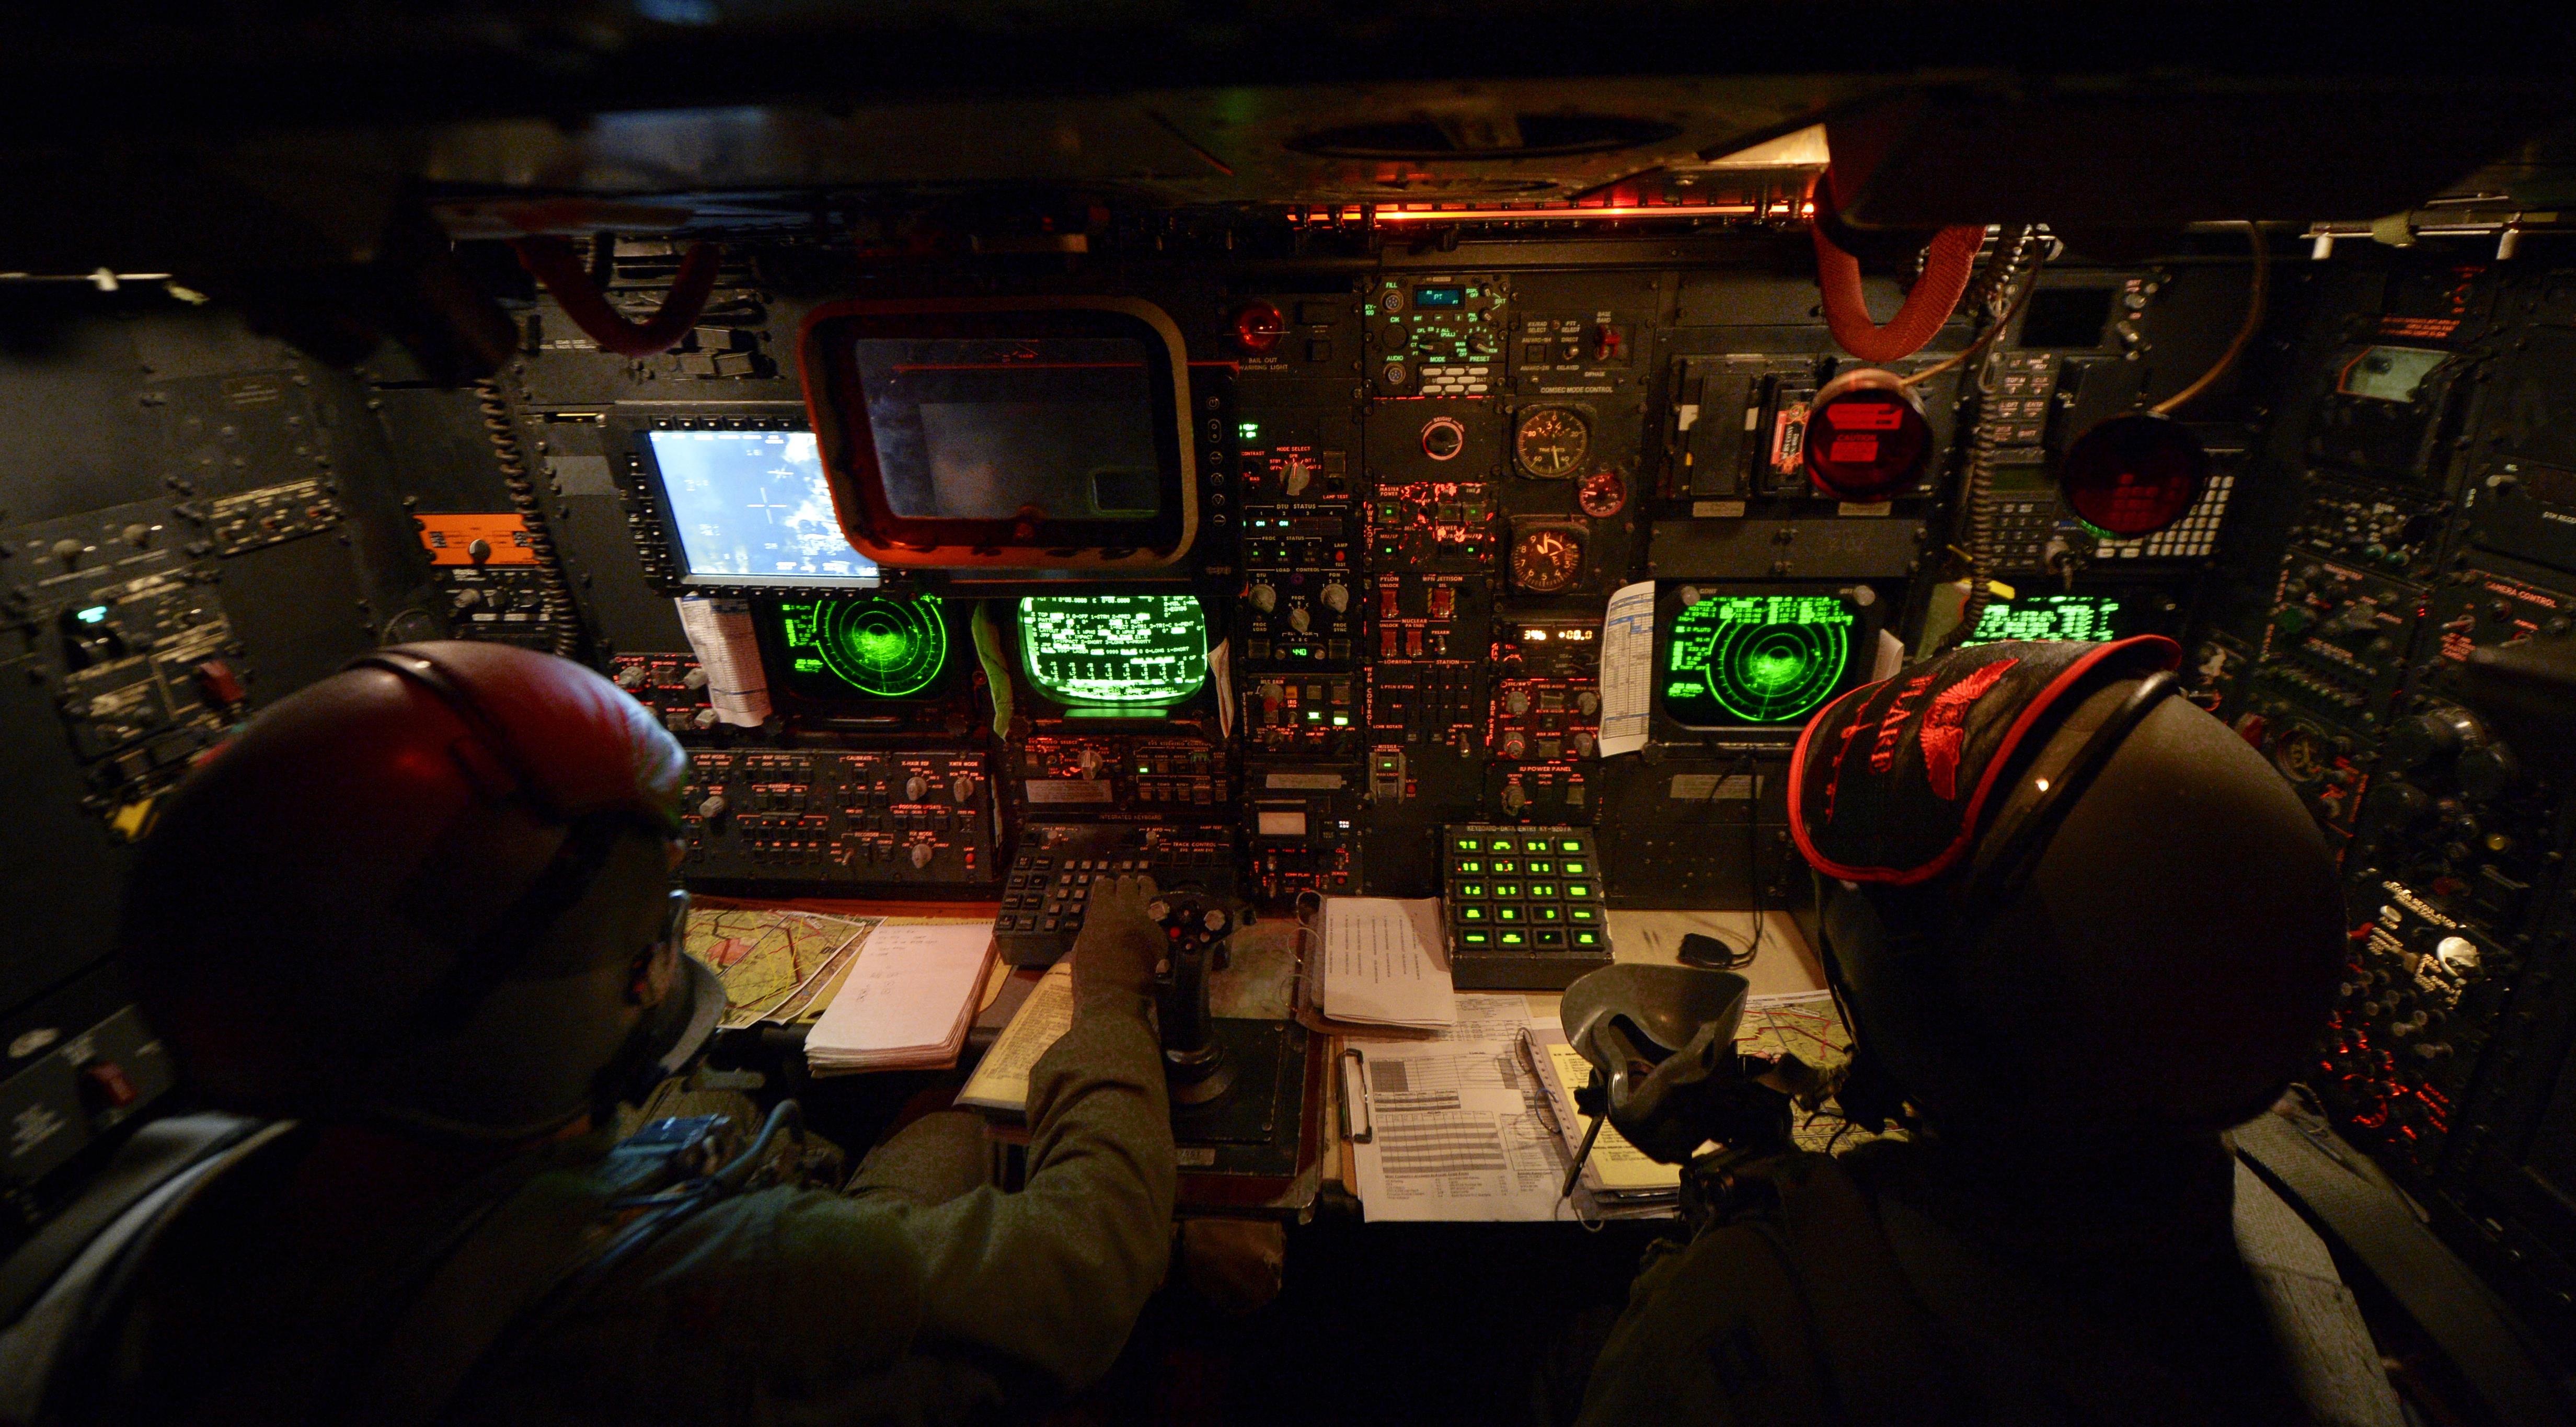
[1660,591,1862,729]
[854,338,1164,522]
[1017,595,1209,710]
[647,429,878,585]
[1963,592,2124,645]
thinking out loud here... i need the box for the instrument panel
[14,212,2576,1335]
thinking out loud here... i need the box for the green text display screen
[1018,595,1209,707]
[1963,593,2122,646]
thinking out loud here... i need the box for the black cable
[1738,752,1766,965]
[1680,742,1766,969]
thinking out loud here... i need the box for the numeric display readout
[1963,593,2123,646]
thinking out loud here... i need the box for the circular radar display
[1514,407,1590,478]
[1662,593,1857,727]
[795,593,949,697]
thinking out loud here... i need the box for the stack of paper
[1317,896,1455,1031]
[1346,995,1573,1221]
[1524,1025,1682,1218]
[956,961,1075,1116]
[804,922,996,1075]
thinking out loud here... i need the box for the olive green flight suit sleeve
[862,988,1177,1393]
[469,994,1174,1426]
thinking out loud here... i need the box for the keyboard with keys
[994,824,1238,966]
[1442,824,1614,989]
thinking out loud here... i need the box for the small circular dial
[1421,416,1466,461]
[1514,407,1590,479]
[1577,467,1627,518]
[1510,528,1583,592]
[2272,726,2329,785]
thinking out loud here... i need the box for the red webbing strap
[1810,173,1985,365]
[509,236,722,358]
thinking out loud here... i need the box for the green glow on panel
[774,593,948,698]
[1017,594,1208,708]
[1963,593,2123,646]
[1662,594,1856,726]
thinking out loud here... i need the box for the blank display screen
[852,338,1163,521]
[2019,287,2118,350]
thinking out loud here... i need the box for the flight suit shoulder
[1576,1219,1841,1427]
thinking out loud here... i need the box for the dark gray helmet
[119,642,722,1139]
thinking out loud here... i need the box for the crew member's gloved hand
[1071,874,1161,1017]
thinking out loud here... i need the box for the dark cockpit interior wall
[8,0,2576,1367]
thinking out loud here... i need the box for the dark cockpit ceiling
[6,3,2575,256]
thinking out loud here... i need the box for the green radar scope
[1018,594,1209,710]
[773,592,951,699]
[1661,592,1858,727]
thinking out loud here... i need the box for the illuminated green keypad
[1442,824,1609,985]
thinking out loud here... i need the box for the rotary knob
[692,708,721,730]
[2459,743,2523,802]
[697,793,728,823]
[1501,733,1529,759]
[1505,689,1532,716]
[1203,908,1229,933]
[451,588,482,611]
[1077,748,1103,778]
[1500,784,1530,813]
[1320,583,1350,614]
[1288,606,1312,634]
[905,774,930,802]
[951,774,976,805]
[910,843,934,870]
[1281,461,1314,497]
[1247,583,1279,614]
[1577,690,1600,716]
[2378,781,2437,828]
[682,667,709,690]
[1572,731,1596,757]
[614,664,647,690]
[2385,704,2480,772]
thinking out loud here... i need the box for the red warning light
[1230,301,1285,354]
[2060,413,2209,537]
[1804,367,1931,500]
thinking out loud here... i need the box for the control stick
[1146,889,1240,1106]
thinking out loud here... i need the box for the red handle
[1810,173,1984,365]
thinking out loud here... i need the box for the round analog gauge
[1577,467,1627,518]
[1514,407,1590,479]
[2271,726,2329,785]
[1510,528,1583,592]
